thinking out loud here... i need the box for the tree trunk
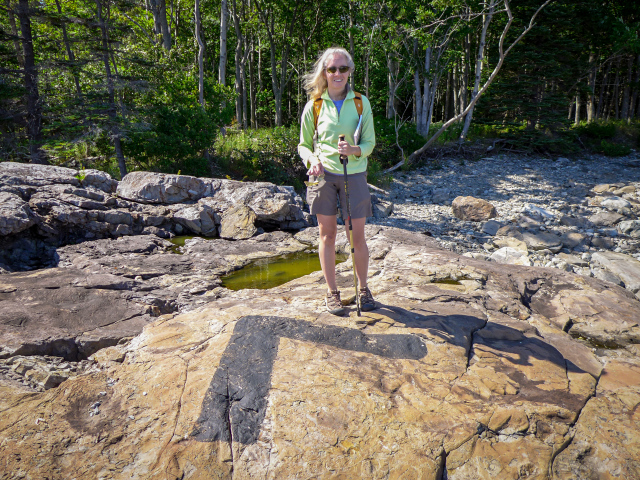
[630,54,640,120]
[17,0,46,164]
[414,70,422,125]
[419,47,431,135]
[462,31,470,111]
[444,68,452,121]
[574,94,581,126]
[148,0,162,34]
[348,1,355,91]
[386,56,396,119]
[453,61,460,117]
[249,41,256,128]
[459,0,496,144]
[610,56,621,120]
[597,60,612,120]
[158,0,172,50]
[230,0,244,125]
[621,54,633,121]
[194,0,204,107]
[5,0,24,67]
[242,36,248,129]
[219,0,228,84]
[95,0,126,177]
[586,51,596,122]
[258,37,262,90]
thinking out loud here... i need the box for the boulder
[219,205,257,240]
[452,196,497,221]
[591,251,640,294]
[481,219,502,236]
[601,195,631,212]
[493,236,528,253]
[116,171,208,204]
[559,215,592,229]
[207,180,306,228]
[372,198,394,219]
[0,192,35,236]
[489,246,531,266]
[431,187,451,204]
[619,220,640,236]
[173,203,219,236]
[518,230,563,252]
[560,231,589,249]
[1,227,640,479]
[589,211,624,226]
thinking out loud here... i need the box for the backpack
[313,92,363,132]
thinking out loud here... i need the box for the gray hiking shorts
[306,171,372,220]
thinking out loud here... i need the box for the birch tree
[386,0,553,172]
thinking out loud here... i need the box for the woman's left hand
[338,140,361,158]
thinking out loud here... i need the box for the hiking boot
[359,286,376,311]
[325,290,346,316]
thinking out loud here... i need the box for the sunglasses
[326,66,350,74]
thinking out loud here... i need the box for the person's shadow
[191,307,585,445]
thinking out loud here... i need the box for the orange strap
[313,92,363,131]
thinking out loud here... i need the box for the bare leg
[317,213,338,292]
[345,217,369,288]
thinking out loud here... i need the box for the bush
[212,126,306,190]
[370,118,425,170]
[600,140,631,157]
[124,82,234,177]
[575,122,616,139]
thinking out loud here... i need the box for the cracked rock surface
[0,227,638,479]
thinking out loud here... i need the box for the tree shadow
[192,308,587,445]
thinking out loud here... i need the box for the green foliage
[124,85,234,176]
[212,126,306,190]
[600,140,631,157]
[371,118,425,169]
[575,122,616,139]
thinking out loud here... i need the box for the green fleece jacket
[298,89,376,175]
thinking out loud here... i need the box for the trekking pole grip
[339,135,347,165]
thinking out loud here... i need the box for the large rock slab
[0,227,639,479]
[0,233,309,363]
[0,166,310,271]
[0,162,116,194]
[0,268,154,360]
[553,359,640,479]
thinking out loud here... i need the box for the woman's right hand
[307,159,324,177]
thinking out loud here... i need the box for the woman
[298,47,376,316]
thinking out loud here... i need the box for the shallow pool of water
[221,251,348,290]
[168,235,198,254]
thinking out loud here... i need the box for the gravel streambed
[368,153,640,299]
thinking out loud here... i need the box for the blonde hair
[302,47,354,99]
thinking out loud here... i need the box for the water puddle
[168,236,197,254]
[222,251,348,290]
[432,278,463,285]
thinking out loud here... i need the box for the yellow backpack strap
[353,92,363,117]
[313,97,323,131]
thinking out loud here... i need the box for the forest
[1,0,639,187]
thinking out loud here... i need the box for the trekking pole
[339,134,361,316]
